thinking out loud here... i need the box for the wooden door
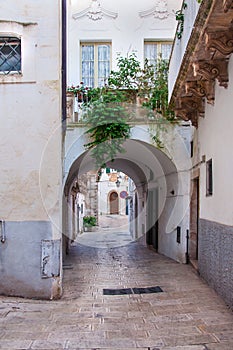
[110,192,119,214]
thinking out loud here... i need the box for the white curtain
[144,42,172,66]
[82,44,94,87]
[144,43,157,67]
[161,44,172,60]
[98,44,110,87]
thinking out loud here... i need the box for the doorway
[109,191,119,214]
[146,188,159,250]
[190,177,199,262]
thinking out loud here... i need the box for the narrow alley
[0,217,232,349]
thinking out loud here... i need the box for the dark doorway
[146,188,159,250]
[109,191,119,214]
[190,177,199,261]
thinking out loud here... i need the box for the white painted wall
[98,170,129,215]
[197,55,233,226]
[0,1,62,233]
[67,0,182,85]
[0,0,62,299]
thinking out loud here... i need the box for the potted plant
[67,82,89,102]
[83,215,97,232]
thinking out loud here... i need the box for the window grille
[0,36,21,74]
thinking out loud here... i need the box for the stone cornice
[170,0,233,127]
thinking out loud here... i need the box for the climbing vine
[76,53,176,166]
[83,89,131,168]
[175,2,187,39]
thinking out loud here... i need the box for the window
[0,36,21,74]
[81,42,111,88]
[144,41,172,68]
[206,159,213,196]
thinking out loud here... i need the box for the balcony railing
[66,90,175,125]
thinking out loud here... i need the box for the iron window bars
[0,36,21,74]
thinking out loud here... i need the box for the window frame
[144,40,173,67]
[80,41,112,88]
[0,35,22,75]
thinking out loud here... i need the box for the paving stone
[204,343,233,350]
[106,329,148,339]
[160,347,206,350]
[162,334,218,347]
[31,340,66,349]
[0,340,32,349]
[0,224,232,349]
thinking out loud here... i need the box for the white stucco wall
[98,171,129,215]
[0,1,62,233]
[67,0,182,85]
[0,1,62,299]
[197,55,233,226]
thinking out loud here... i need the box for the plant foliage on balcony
[83,89,131,167]
[77,53,175,166]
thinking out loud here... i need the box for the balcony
[168,0,200,101]
[66,89,175,126]
[168,0,233,127]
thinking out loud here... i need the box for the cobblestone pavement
[0,217,233,349]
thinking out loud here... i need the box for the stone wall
[199,219,233,309]
[0,222,61,299]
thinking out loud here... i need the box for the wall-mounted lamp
[116,179,121,187]
[115,173,122,188]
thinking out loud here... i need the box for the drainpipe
[62,0,67,128]
[0,220,6,243]
[186,229,189,264]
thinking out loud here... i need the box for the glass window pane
[98,45,110,87]
[144,43,157,67]
[81,42,111,87]
[161,44,172,60]
[82,45,94,87]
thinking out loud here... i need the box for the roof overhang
[170,0,233,127]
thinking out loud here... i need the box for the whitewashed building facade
[0,0,63,299]
[169,0,233,308]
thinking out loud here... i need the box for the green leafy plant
[83,89,131,167]
[175,2,187,39]
[108,53,141,90]
[83,215,97,227]
[141,58,175,120]
[78,53,176,164]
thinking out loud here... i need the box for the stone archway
[63,130,191,265]
[109,191,119,214]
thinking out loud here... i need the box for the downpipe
[186,229,189,264]
[0,220,6,243]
